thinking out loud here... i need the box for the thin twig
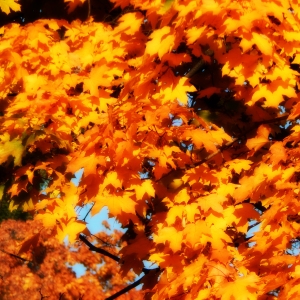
[248,222,260,231]
[83,203,94,222]
[87,0,91,20]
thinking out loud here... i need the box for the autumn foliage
[2,0,300,298]
[0,219,142,299]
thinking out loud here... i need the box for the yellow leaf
[153,69,196,104]
[224,159,253,174]
[100,171,123,192]
[0,0,20,14]
[217,272,260,300]
[186,26,206,45]
[114,12,144,35]
[153,225,183,253]
[183,221,210,249]
[36,212,57,227]
[8,200,18,211]
[240,32,273,56]
[132,180,155,201]
[0,133,24,166]
[146,26,171,57]
[198,194,226,213]
[23,198,34,211]
[57,220,86,243]
[174,188,190,204]
[166,205,184,226]
[251,82,296,108]
[92,190,136,218]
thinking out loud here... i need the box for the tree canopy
[1,0,300,299]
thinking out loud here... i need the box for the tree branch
[105,275,144,300]
[79,234,120,262]
[185,58,205,78]
[0,249,31,263]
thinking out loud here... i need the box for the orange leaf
[246,125,271,154]
[269,141,287,165]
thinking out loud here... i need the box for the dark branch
[105,275,144,300]
[79,234,120,262]
[255,113,289,125]
[0,249,31,263]
[185,59,205,78]
[248,222,260,231]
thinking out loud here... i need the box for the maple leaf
[114,12,144,36]
[131,180,155,201]
[166,204,184,226]
[57,219,86,243]
[145,26,175,59]
[224,159,253,174]
[182,128,218,152]
[246,125,271,154]
[0,0,20,14]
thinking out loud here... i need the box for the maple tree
[0,219,143,299]
[2,0,300,298]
